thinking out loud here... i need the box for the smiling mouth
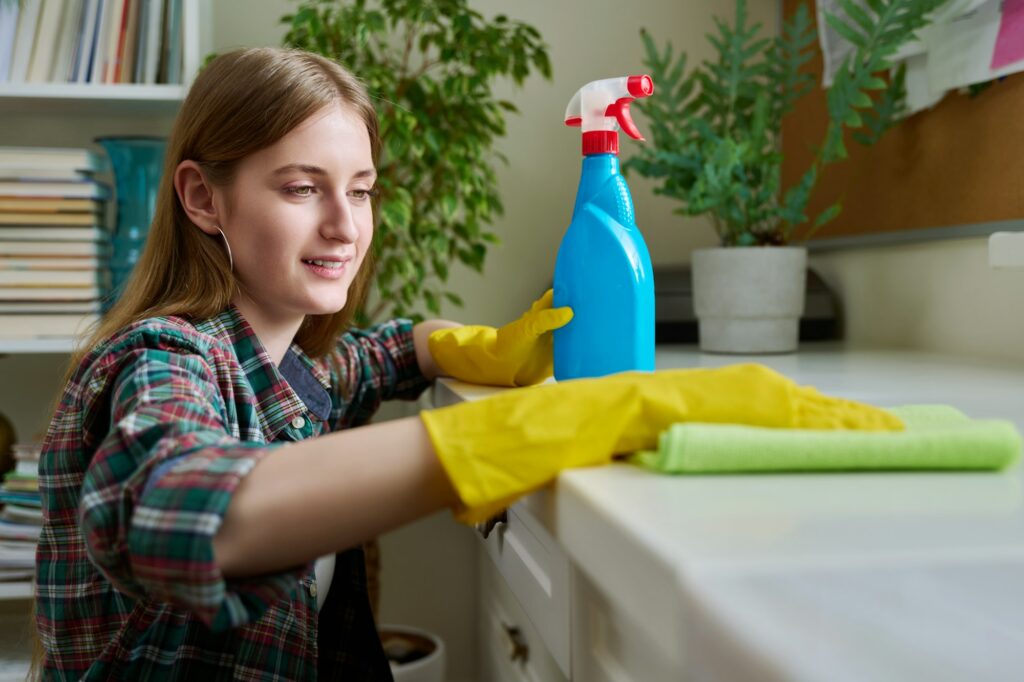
[302,259,346,269]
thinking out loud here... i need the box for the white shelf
[0,338,78,354]
[0,582,32,601]
[0,83,188,115]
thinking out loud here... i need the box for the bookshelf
[0,582,32,601]
[0,338,79,354]
[0,0,201,115]
[0,0,205,352]
[0,0,205,609]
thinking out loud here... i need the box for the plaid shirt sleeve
[78,328,305,632]
[329,318,431,428]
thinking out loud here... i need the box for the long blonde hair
[76,46,380,368]
[30,47,381,680]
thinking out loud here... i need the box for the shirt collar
[193,305,331,441]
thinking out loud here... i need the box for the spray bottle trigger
[605,97,644,140]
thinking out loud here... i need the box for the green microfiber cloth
[631,405,1022,474]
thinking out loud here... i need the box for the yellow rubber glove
[428,289,573,386]
[421,363,903,523]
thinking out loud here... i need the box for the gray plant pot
[691,246,807,354]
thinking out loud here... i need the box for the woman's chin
[305,297,348,316]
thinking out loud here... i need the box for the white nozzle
[564,75,654,135]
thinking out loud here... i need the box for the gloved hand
[428,289,573,387]
[421,363,904,523]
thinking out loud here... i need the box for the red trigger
[605,97,644,140]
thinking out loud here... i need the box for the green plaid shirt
[36,305,430,680]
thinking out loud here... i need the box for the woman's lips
[301,258,349,280]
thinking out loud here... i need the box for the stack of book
[0,442,41,583]
[0,0,183,85]
[0,146,110,340]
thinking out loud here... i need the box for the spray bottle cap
[564,75,654,155]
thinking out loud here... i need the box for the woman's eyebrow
[271,164,377,179]
[272,163,328,176]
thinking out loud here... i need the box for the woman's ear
[174,160,222,235]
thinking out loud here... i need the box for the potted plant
[282,0,551,323]
[626,0,946,353]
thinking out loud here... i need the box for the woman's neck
[231,296,304,366]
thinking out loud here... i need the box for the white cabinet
[478,494,571,677]
[474,493,683,682]
[442,347,1024,681]
[478,542,568,682]
[475,496,684,682]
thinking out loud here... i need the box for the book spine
[108,0,129,83]
[27,0,65,83]
[74,0,99,83]
[0,0,21,83]
[120,0,140,83]
[9,0,43,83]
[88,0,110,84]
[52,0,85,83]
[163,0,181,84]
[143,0,163,84]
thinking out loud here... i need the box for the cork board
[782,0,1024,244]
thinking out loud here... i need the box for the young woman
[34,47,900,680]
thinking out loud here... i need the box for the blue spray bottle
[553,75,656,380]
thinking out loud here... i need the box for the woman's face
[218,104,376,327]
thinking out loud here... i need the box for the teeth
[305,259,343,269]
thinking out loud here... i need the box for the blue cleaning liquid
[553,153,655,380]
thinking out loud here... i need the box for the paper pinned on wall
[925,0,1024,93]
[815,0,1024,117]
[816,0,988,86]
[991,0,1024,69]
[903,52,946,113]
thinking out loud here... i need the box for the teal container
[95,136,166,303]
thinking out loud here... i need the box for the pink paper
[991,0,1024,70]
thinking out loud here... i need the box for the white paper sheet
[926,0,1024,93]
[814,0,1021,116]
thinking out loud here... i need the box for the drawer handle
[502,623,529,664]
[475,509,508,539]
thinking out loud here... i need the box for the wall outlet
[989,232,1024,269]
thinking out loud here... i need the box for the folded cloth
[631,405,1022,474]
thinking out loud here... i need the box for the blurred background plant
[282,0,551,322]
[626,0,949,247]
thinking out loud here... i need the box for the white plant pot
[380,624,446,682]
[691,246,807,354]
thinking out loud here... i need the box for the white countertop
[433,344,1024,681]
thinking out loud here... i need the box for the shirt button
[291,416,306,430]
[309,581,318,599]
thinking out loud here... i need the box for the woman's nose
[322,193,360,243]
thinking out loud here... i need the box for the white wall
[811,237,1024,361]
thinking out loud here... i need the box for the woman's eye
[286,185,316,197]
[350,187,380,201]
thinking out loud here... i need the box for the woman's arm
[212,415,458,577]
[413,319,461,380]
[210,319,462,577]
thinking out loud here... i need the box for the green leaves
[281,0,550,321]
[625,0,947,246]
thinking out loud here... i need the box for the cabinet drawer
[479,495,571,678]
[479,544,569,682]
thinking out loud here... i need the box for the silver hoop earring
[215,226,233,271]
